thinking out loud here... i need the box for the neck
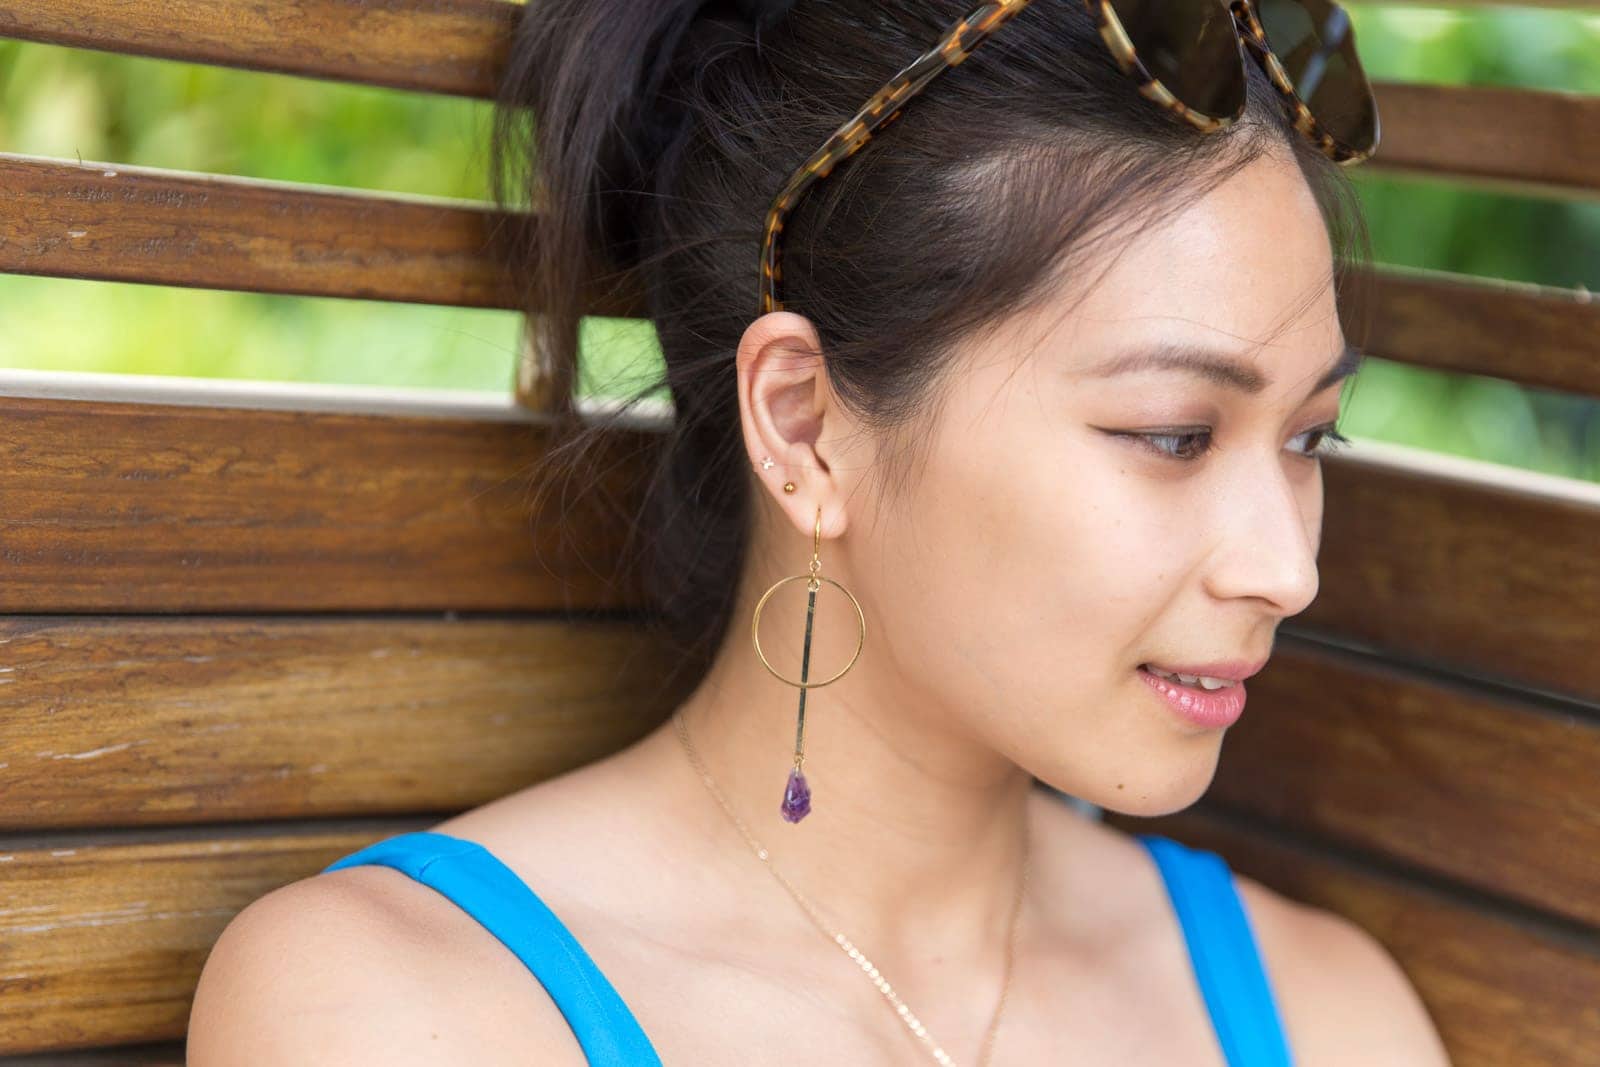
[642,574,1039,979]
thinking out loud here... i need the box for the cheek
[1305,468,1326,556]
[879,439,1183,710]
[864,361,1205,723]
[993,467,1189,665]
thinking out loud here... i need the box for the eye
[1291,423,1353,460]
[1108,422,1352,463]
[1132,429,1213,462]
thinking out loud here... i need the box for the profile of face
[739,146,1354,818]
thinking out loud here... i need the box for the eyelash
[1115,423,1352,463]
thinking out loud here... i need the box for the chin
[1074,746,1223,817]
[1098,788,1211,819]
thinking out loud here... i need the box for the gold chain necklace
[672,711,1028,1066]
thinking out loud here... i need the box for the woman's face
[843,149,1354,813]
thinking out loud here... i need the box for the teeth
[1146,665,1236,690]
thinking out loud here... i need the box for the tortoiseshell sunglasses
[758,0,1381,314]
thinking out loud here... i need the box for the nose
[1203,455,1322,618]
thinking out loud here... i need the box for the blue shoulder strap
[322,830,663,1067]
[1137,834,1294,1067]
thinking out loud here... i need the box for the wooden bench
[2,1,1597,1063]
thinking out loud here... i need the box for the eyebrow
[1083,341,1365,397]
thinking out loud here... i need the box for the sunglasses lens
[1254,0,1378,152]
[1105,0,1246,121]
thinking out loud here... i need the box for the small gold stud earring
[783,482,796,493]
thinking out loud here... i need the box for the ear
[735,311,853,543]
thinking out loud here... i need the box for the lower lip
[1138,665,1246,729]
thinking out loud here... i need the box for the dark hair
[490,0,1372,689]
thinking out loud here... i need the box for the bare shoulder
[1234,874,1452,1066]
[186,864,585,1066]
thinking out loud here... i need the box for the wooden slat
[0,368,644,423]
[10,104,1596,325]
[1368,81,1600,199]
[0,616,681,831]
[1303,439,1600,704]
[1101,808,1600,1067]
[1206,633,1600,928]
[0,0,517,100]
[0,153,526,308]
[0,1042,185,1065]
[10,810,1598,1059]
[0,614,681,831]
[1345,264,1600,398]
[0,393,655,612]
[9,398,1598,694]
[0,821,427,1055]
[6,813,1598,1063]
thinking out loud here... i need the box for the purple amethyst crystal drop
[780,767,812,823]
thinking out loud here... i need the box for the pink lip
[1141,658,1267,682]
[1138,665,1248,728]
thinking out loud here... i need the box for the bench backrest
[2,2,1597,1063]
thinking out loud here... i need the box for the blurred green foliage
[1,3,1597,481]
[1327,5,1600,483]
[0,37,522,391]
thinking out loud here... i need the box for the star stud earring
[761,456,775,469]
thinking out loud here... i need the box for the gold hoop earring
[751,505,866,823]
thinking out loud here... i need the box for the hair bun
[608,0,798,270]
[727,0,800,34]
[627,0,797,167]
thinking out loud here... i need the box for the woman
[189,1,1451,1063]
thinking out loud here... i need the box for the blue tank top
[322,827,1291,1065]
